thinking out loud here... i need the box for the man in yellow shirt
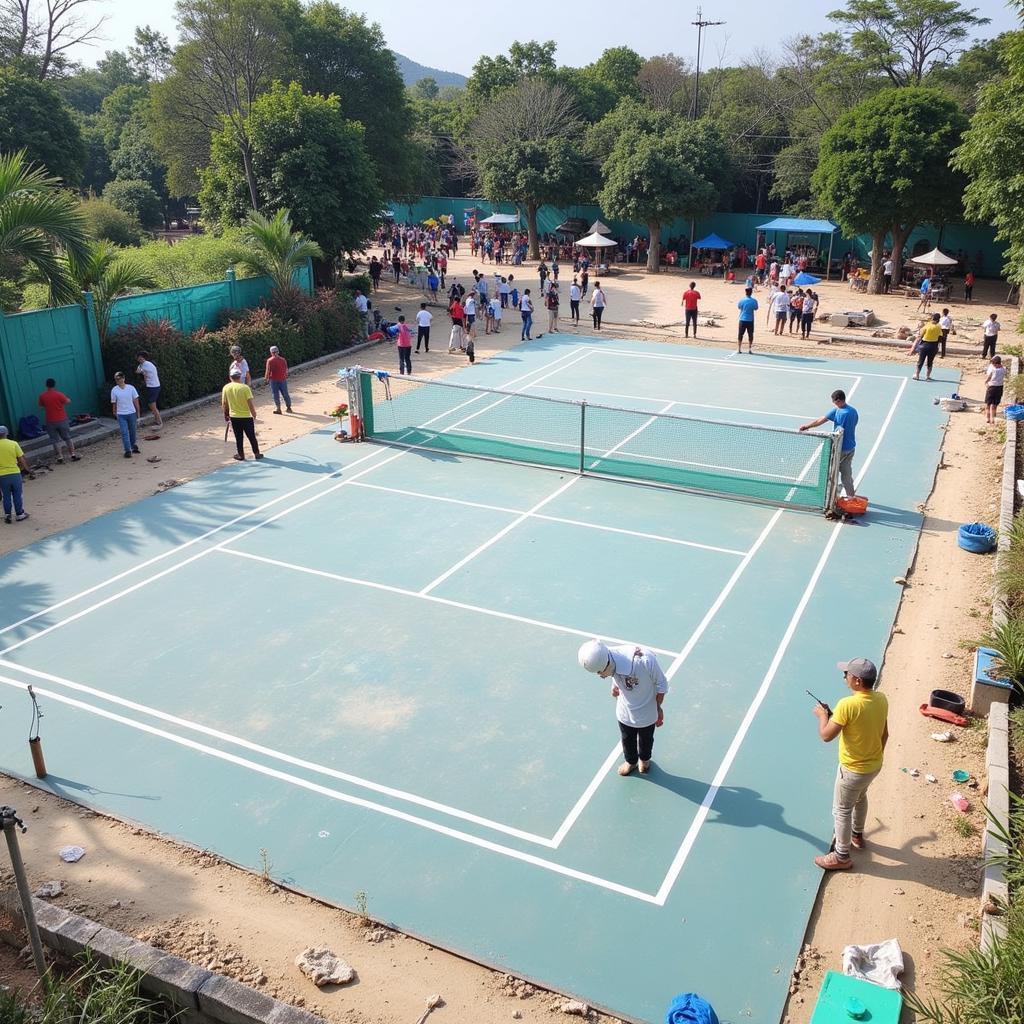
[0,424,35,522]
[913,313,943,382]
[813,657,888,870]
[221,370,263,461]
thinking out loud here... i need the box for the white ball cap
[578,639,610,673]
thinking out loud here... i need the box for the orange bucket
[837,496,869,516]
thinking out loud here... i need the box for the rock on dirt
[34,881,63,898]
[294,947,356,987]
[558,1000,590,1017]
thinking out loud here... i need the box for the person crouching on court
[812,657,888,871]
[578,640,668,776]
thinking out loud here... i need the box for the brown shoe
[638,760,651,774]
[851,832,865,850]
[617,762,635,777]
[814,851,853,870]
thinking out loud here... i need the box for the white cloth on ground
[841,938,904,990]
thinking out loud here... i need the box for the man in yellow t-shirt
[221,370,262,461]
[0,424,34,522]
[812,656,888,871]
[913,312,943,381]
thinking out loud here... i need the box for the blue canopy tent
[692,233,735,250]
[756,217,839,280]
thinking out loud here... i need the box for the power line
[691,5,725,121]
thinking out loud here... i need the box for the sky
[70,0,1021,74]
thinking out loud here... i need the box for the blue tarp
[757,218,837,234]
[692,233,736,250]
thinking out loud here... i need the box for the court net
[355,370,840,512]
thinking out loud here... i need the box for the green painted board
[810,971,902,1024]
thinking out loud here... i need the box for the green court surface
[0,336,954,1023]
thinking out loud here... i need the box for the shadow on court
[43,774,160,803]
[648,765,822,849]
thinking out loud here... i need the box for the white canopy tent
[479,212,520,225]
[577,231,618,248]
[909,247,958,267]
[588,219,611,235]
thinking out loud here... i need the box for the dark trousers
[738,320,754,344]
[500,293,508,307]
[570,299,580,322]
[916,342,939,375]
[882,274,891,293]
[592,306,604,329]
[939,330,948,357]
[618,721,656,765]
[231,417,259,457]
[983,335,997,358]
[398,347,412,374]
[416,326,430,351]
[685,308,698,335]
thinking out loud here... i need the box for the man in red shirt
[37,378,79,463]
[264,346,291,413]
[681,282,701,339]
[448,295,465,353]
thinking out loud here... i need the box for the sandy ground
[0,249,1016,1023]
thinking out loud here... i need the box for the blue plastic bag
[665,992,720,1024]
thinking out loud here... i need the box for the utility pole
[691,5,724,121]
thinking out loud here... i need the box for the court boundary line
[348,482,747,556]
[0,673,661,904]
[0,347,595,658]
[652,375,908,901]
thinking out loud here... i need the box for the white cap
[578,639,611,673]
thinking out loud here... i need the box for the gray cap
[229,369,242,379]
[0,425,7,436]
[837,657,877,683]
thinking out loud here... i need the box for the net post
[359,370,375,436]
[824,427,843,512]
[579,401,587,476]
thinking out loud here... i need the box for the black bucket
[929,689,966,716]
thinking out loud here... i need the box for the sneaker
[132,445,141,453]
[617,762,635,777]
[638,760,651,774]
[255,453,264,460]
[272,409,282,414]
[70,454,80,461]
[814,851,853,870]
[56,457,64,464]
[286,407,293,413]
[124,452,132,459]
[3,515,10,524]
[233,453,244,461]
[15,512,29,522]
[851,832,866,850]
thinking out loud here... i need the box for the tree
[0,150,90,306]
[637,54,691,112]
[103,179,163,229]
[412,76,439,101]
[78,197,144,247]
[472,79,592,259]
[924,32,1012,112]
[67,240,154,340]
[232,208,322,296]
[296,2,414,197]
[199,82,381,257]
[588,47,643,100]
[0,0,106,79]
[468,39,557,99]
[812,87,968,291]
[0,67,85,185]
[828,0,989,86]
[154,0,299,210]
[127,25,172,80]
[952,29,1024,284]
[596,115,730,273]
[98,83,149,151]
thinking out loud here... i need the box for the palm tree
[0,150,90,308]
[234,208,323,297]
[68,241,155,341]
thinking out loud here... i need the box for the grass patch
[953,816,978,839]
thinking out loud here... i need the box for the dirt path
[0,248,1010,1022]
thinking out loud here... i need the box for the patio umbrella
[588,219,611,235]
[909,247,958,267]
[577,230,618,266]
[793,272,821,286]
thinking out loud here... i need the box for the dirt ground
[0,248,1016,1023]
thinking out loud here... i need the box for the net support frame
[357,370,840,514]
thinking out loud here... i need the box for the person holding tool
[578,639,668,776]
[811,657,888,871]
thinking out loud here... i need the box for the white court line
[0,347,593,659]
[349,482,745,556]
[0,674,659,904]
[0,659,557,847]
[216,548,679,658]
[652,376,908,904]
[550,506,785,847]
[528,383,814,421]
[591,347,905,381]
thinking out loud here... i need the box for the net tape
[357,371,838,511]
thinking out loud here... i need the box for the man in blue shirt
[800,389,859,498]
[737,287,759,353]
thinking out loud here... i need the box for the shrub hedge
[101,287,361,410]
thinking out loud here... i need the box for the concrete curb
[17,336,389,463]
[979,355,1018,951]
[4,897,328,1024]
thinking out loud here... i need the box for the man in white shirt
[520,289,534,340]
[569,279,581,325]
[499,277,510,308]
[590,283,607,330]
[882,257,894,294]
[415,303,432,352]
[578,639,668,776]
[771,287,791,335]
[110,371,142,458]
[938,308,953,357]
[134,351,162,427]
[489,296,502,333]
[354,289,369,340]
[983,314,1001,359]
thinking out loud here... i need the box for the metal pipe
[1,807,47,980]
[579,402,587,476]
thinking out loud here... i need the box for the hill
[393,52,467,89]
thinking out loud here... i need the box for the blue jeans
[1,472,24,516]
[270,379,291,410]
[521,311,533,339]
[117,412,138,453]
